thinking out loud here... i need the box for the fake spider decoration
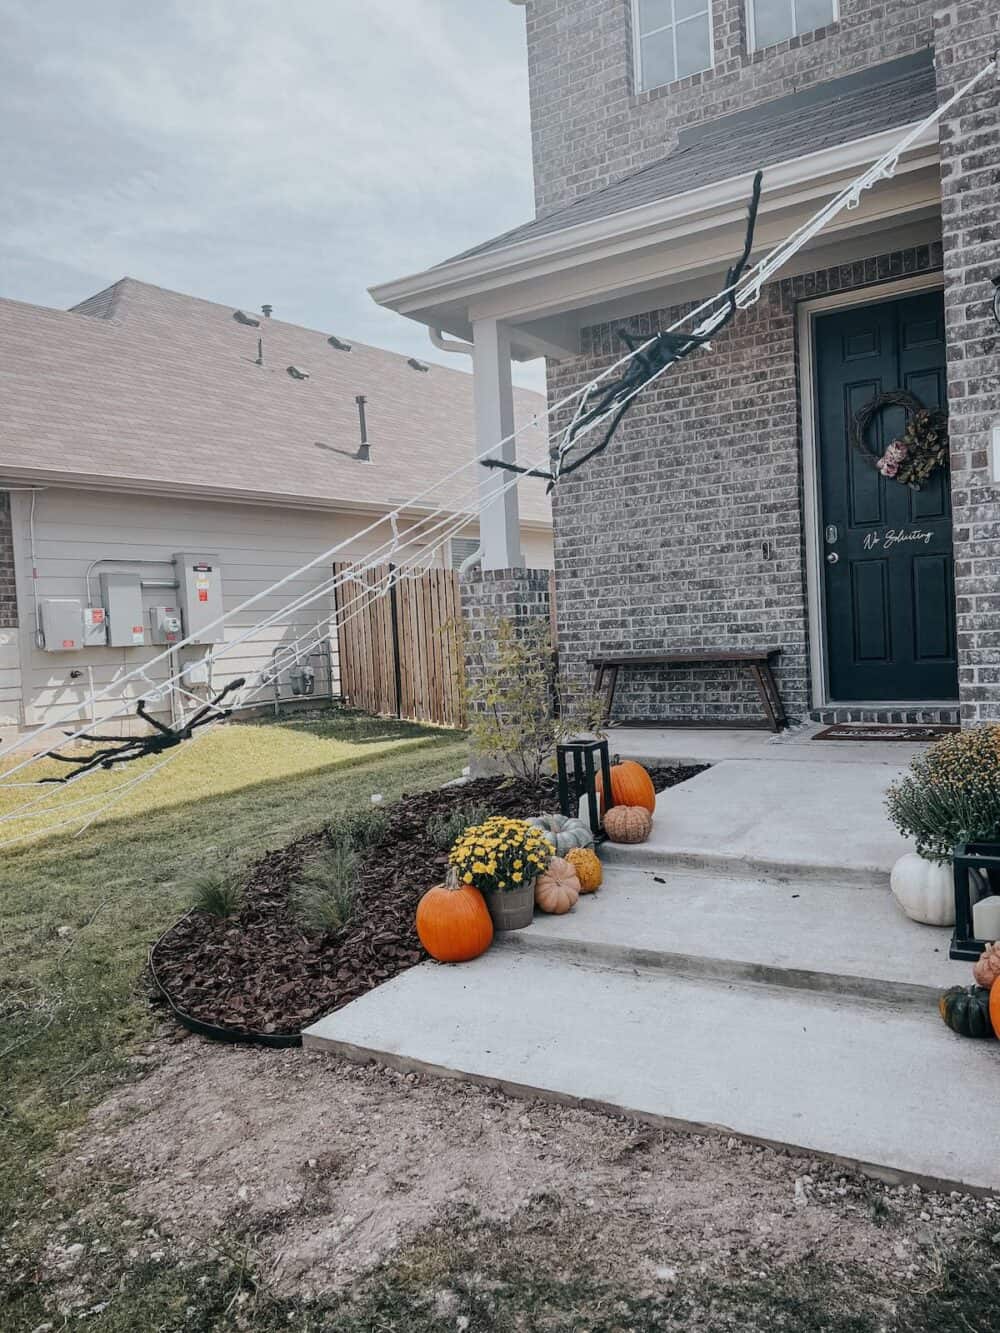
[38,677,246,784]
[484,169,764,491]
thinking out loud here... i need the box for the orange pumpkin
[416,870,494,963]
[597,757,656,814]
[989,978,1000,1040]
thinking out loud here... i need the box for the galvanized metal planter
[482,879,535,931]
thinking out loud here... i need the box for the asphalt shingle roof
[451,52,937,263]
[0,279,552,525]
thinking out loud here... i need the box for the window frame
[631,0,715,94]
[745,0,839,53]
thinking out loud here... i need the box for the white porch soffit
[371,53,942,355]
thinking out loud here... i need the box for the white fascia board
[0,467,552,529]
[369,120,939,316]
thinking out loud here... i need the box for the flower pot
[890,851,954,926]
[482,880,535,931]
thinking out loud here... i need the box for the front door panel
[815,291,957,702]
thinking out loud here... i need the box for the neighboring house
[372,1,998,727]
[0,279,552,730]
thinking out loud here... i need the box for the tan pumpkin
[973,940,1000,989]
[416,869,494,963]
[597,757,656,814]
[603,804,652,844]
[565,846,602,893]
[534,857,580,914]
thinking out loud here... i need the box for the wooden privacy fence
[334,563,465,728]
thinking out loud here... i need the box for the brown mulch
[149,765,705,1040]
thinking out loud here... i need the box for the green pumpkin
[938,985,995,1039]
[527,813,595,856]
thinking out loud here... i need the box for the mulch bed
[149,765,705,1041]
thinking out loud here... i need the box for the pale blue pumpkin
[527,812,594,856]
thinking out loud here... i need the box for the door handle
[827,552,839,564]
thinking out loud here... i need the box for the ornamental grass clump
[449,816,553,893]
[886,724,1000,862]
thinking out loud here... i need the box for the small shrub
[190,872,243,919]
[333,807,388,851]
[291,842,359,934]
[426,801,493,850]
[461,614,605,783]
[886,724,1000,861]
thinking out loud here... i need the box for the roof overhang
[370,120,942,360]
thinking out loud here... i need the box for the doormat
[813,723,959,742]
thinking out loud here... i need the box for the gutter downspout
[429,328,474,357]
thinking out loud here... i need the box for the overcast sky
[0,0,546,389]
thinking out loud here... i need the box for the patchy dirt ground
[47,1035,1000,1326]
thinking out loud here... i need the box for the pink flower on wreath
[877,439,909,478]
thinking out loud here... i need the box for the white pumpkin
[890,852,954,926]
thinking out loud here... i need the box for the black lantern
[950,842,1000,961]
[556,738,612,842]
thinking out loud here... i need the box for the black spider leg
[38,738,150,782]
[480,170,763,488]
[37,677,247,783]
[550,169,764,486]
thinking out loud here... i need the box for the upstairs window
[632,0,714,92]
[747,0,837,51]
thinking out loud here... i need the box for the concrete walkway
[305,950,998,1193]
[604,759,911,884]
[304,734,995,1191]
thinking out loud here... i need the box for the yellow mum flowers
[449,816,553,894]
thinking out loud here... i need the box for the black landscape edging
[148,914,304,1049]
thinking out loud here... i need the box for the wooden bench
[589,648,787,732]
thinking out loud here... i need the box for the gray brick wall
[935,3,1000,725]
[0,494,18,629]
[525,0,938,217]
[548,244,944,725]
[461,563,552,708]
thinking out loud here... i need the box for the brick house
[373,1,999,728]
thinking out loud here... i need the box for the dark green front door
[815,290,958,702]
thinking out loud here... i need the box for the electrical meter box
[40,598,83,651]
[149,605,183,645]
[99,572,146,647]
[173,553,224,644]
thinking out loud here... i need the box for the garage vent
[450,537,479,570]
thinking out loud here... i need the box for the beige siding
[9,488,552,730]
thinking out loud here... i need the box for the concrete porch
[304,731,1000,1193]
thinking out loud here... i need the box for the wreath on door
[851,389,949,489]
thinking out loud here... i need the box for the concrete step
[303,950,1000,1193]
[607,759,911,886]
[496,865,959,1005]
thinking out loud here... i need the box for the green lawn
[0,710,467,1274]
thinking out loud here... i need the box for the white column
[472,317,523,570]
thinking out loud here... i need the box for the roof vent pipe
[355,395,371,462]
[429,328,474,357]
